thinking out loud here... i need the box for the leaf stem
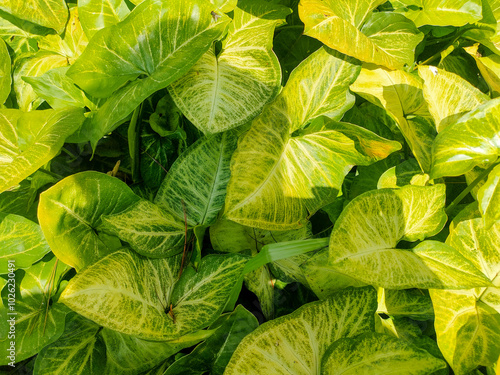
[128,103,143,182]
[445,163,497,215]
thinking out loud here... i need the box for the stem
[418,27,471,67]
[37,168,63,180]
[445,163,497,215]
[128,103,143,182]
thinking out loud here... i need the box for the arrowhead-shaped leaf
[38,171,140,271]
[67,0,230,146]
[321,333,446,374]
[169,0,290,134]
[225,47,401,230]
[391,0,482,27]
[224,287,377,375]
[351,66,436,172]
[418,65,489,132]
[0,0,68,34]
[377,288,434,321]
[431,97,500,179]
[299,0,423,69]
[59,250,247,340]
[328,185,490,289]
[0,214,51,272]
[0,107,85,193]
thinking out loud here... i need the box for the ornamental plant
[1,0,500,374]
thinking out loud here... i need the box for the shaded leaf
[477,163,500,228]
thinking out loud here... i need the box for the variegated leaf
[169,0,289,134]
[477,163,500,229]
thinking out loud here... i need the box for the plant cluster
[0,0,500,374]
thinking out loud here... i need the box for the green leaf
[418,65,489,132]
[38,171,140,271]
[299,0,423,70]
[0,0,68,34]
[430,97,500,179]
[0,214,51,272]
[33,313,107,375]
[164,305,259,375]
[378,159,430,189]
[225,47,401,230]
[169,0,290,134]
[59,250,247,340]
[155,130,239,227]
[391,0,482,27]
[211,0,237,13]
[465,44,500,96]
[0,254,70,365]
[99,199,185,258]
[67,0,231,146]
[0,107,85,194]
[78,0,130,38]
[377,288,434,321]
[224,287,377,375]
[0,38,11,105]
[101,328,207,375]
[431,218,500,374]
[321,332,446,374]
[477,163,500,228]
[23,66,90,109]
[351,66,436,172]
[13,52,69,111]
[328,185,490,289]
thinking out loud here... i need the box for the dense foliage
[1,0,500,374]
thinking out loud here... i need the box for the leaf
[13,51,69,111]
[155,130,239,227]
[168,0,290,134]
[164,305,259,375]
[38,171,140,271]
[328,185,490,289]
[299,0,423,70]
[33,313,107,375]
[0,214,51,272]
[321,332,446,374]
[225,47,401,230]
[224,287,377,375]
[430,97,500,179]
[377,288,434,321]
[78,0,130,38]
[391,0,482,27]
[477,163,500,228]
[0,107,85,194]
[431,218,500,374]
[211,0,237,13]
[101,328,207,375]
[67,0,231,146]
[99,199,185,258]
[0,38,10,105]
[0,254,70,365]
[0,0,68,34]
[59,250,247,340]
[351,65,436,172]
[23,66,90,109]
[465,44,500,96]
[418,65,489,132]
[378,158,429,189]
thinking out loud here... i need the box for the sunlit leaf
[78,0,130,38]
[477,163,500,228]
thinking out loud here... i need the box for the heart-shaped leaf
[169,0,290,134]
[78,0,130,38]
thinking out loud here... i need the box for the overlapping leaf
[38,171,140,271]
[431,218,500,374]
[0,107,85,194]
[224,47,401,230]
[59,250,247,340]
[477,163,500,228]
[169,0,289,134]
[351,66,435,172]
[299,0,423,69]
[224,287,377,374]
[78,0,130,38]
[327,185,491,289]
[431,97,500,179]
[67,0,231,146]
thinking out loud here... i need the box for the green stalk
[128,103,143,182]
[445,163,497,215]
